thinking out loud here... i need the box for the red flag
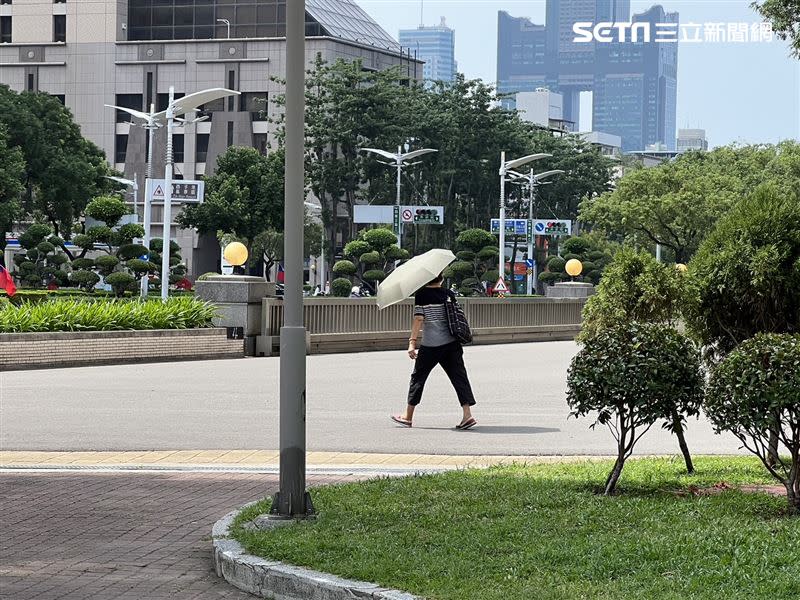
[0,265,17,296]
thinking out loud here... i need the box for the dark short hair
[426,273,444,286]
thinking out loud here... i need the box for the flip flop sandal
[455,418,477,430]
[391,415,413,428]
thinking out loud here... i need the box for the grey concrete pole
[161,88,175,302]
[141,104,156,299]
[272,0,313,518]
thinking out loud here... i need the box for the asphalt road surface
[0,341,744,455]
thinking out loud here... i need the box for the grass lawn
[232,457,800,600]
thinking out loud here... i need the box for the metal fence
[262,296,584,337]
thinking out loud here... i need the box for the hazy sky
[356,0,800,148]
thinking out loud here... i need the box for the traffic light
[414,208,440,223]
[544,221,569,236]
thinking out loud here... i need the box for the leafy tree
[0,125,25,262]
[706,333,800,513]
[331,277,353,297]
[0,86,113,248]
[686,184,800,357]
[754,1,800,57]
[177,146,285,271]
[567,323,704,494]
[442,228,497,295]
[581,248,696,472]
[332,228,406,293]
[579,144,798,263]
[13,224,71,288]
[250,214,323,280]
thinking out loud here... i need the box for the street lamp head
[533,169,565,182]
[500,153,552,174]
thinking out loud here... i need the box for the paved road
[0,342,743,456]
[0,471,353,600]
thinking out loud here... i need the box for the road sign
[147,179,205,203]
[354,205,444,225]
[393,205,400,232]
[401,208,413,223]
[525,259,535,267]
[490,219,528,236]
[532,219,572,236]
[493,278,509,293]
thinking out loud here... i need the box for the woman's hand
[408,341,418,360]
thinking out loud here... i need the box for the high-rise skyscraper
[400,17,456,83]
[497,1,678,152]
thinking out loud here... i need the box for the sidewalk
[0,450,609,471]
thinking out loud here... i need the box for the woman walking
[391,274,477,429]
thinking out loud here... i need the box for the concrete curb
[212,504,423,600]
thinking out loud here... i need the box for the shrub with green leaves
[687,184,800,357]
[705,333,800,513]
[105,272,136,296]
[567,322,704,495]
[442,228,497,295]
[332,228,406,293]
[582,248,688,339]
[539,235,614,286]
[331,277,353,297]
[0,297,217,333]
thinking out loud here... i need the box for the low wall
[259,297,585,355]
[0,328,244,371]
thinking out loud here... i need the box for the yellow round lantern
[675,263,688,273]
[565,258,583,277]
[223,242,249,267]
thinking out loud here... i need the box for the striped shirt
[414,287,456,347]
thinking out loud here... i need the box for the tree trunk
[767,428,779,467]
[672,411,694,474]
[604,455,626,496]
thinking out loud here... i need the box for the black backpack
[444,291,473,345]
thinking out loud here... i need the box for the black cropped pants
[407,341,476,407]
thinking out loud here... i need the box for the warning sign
[401,209,413,223]
[146,179,205,204]
[493,278,509,293]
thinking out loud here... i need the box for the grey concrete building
[0,0,418,277]
[677,128,709,152]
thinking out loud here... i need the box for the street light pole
[498,152,551,292]
[161,86,175,302]
[361,146,437,250]
[272,0,313,518]
[142,103,156,298]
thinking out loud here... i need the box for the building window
[53,0,66,4]
[0,0,11,6]
[53,15,66,42]
[253,133,268,156]
[114,93,143,123]
[172,134,184,163]
[227,70,236,110]
[195,134,209,163]
[198,98,224,119]
[240,92,268,121]
[0,16,11,43]
[226,121,234,147]
[115,134,128,164]
[52,94,65,105]
[145,72,154,109]
[156,92,184,112]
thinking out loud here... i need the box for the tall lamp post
[271,0,313,518]
[361,146,437,249]
[498,152,551,288]
[103,103,162,298]
[509,169,563,295]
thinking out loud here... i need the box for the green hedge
[0,297,217,333]
[0,288,194,306]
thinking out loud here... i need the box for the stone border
[212,504,422,600]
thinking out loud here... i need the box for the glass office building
[399,18,456,83]
[498,1,678,152]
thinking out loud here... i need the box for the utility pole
[272,0,313,518]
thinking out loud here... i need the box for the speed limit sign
[401,209,413,223]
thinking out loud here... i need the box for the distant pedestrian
[391,273,477,430]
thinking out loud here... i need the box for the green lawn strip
[231,457,800,600]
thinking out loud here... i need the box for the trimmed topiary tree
[443,228,498,295]
[331,277,352,297]
[705,333,800,513]
[567,322,704,494]
[332,228,406,294]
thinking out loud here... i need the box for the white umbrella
[376,248,456,310]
